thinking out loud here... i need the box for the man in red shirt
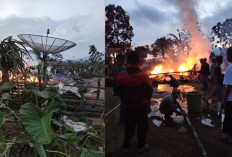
[116,51,153,153]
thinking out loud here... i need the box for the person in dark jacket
[116,51,153,153]
[112,53,126,123]
[200,58,210,90]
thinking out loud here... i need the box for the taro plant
[0,36,32,82]
[22,86,66,119]
[0,83,105,156]
[19,102,58,156]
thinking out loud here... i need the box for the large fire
[150,64,193,76]
[0,71,39,82]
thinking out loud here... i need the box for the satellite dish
[18,34,76,54]
[18,33,77,83]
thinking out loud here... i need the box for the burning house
[146,0,212,83]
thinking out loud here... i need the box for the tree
[88,45,104,78]
[151,37,172,58]
[168,29,191,56]
[211,18,232,49]
[88,45,104,99]
[0,36,32,82]
[134,46,149,65]
[105,4,134,53]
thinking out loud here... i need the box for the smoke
[177,0,211,67]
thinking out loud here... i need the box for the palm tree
[168,29,191,56]
[151,37,172,58]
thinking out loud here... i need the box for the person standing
[200,58,210,90]
[203,56,223,104]
[221,47,232,143]
[210,57,217,84]
[116,51,153,153]
[112,53,126,123]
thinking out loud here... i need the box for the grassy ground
[105,82,232,157]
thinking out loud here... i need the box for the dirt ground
[105,82,232,157]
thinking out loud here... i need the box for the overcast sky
[0,0,104,61]
[106,0,232,48]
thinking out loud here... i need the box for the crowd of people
[112,47,232,154]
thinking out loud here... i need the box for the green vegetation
[0,37,105,156]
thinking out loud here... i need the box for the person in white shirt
[221,47,232,143]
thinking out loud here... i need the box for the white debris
[58,83,64,95]
[148,104,161,117]
[56,83,81,97]
[152,119,162,127]
[201,118,215,127]
[171,113,184,123]
[62,115,88,132]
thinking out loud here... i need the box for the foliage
[105,4,134,53]
[151,37,172,58]
[19,102,58,144]
[22,86,66,119]
[88,45,105,79]
[134,46,149,65]
[0,37,32,82]
[168,29,191,56]
[210,18,232,49]
[150,29,191,59]
[90,124,105,140]
[80,149,104,157]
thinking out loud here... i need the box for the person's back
[116,51,153,153]
[159,93,176,114]
[201,58,210,90]
[117,66,152,109]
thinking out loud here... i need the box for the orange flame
[150,64,192,76]
[0,71,39,82]
[151,65,162,74]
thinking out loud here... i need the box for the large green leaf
[80,149,104,157]
[19,102,57,144]
[23,87,49,99]
[34,90,49,99]
[55,133,80,145]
